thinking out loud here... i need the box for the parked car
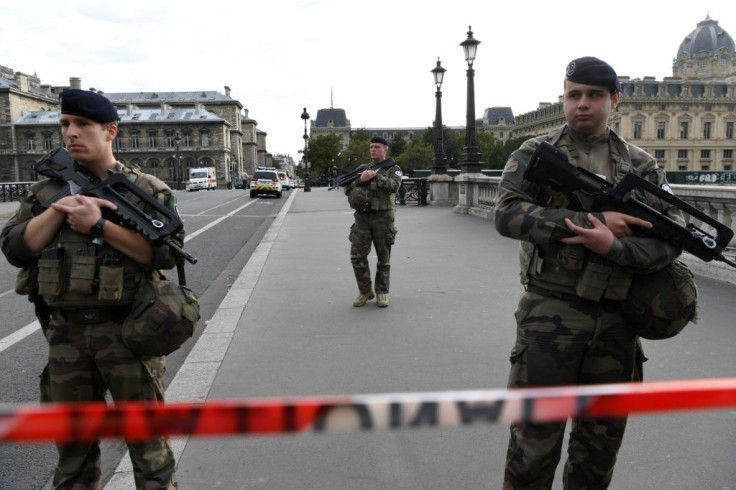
[277,171,291,190]
[250,169,283,198]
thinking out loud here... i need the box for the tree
[395,142,434,173]
[389,133,407,158]
[307,134,342,180]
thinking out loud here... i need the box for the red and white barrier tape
[2,377,735,443]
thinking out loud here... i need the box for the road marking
[0,196,264,354]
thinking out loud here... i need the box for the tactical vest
[347,162,398,213]
[522,128,636,302]
[26,165,165,308]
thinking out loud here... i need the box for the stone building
[512,15,736,172]
[0,70,272,186]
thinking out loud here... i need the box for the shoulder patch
[394,170,403,177]
[502,161,519,174]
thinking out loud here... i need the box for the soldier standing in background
[0,89,179,488]
[344,136,402,307]
[494,57,683,488]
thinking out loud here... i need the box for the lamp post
[301,107,311,192]
[430,57,447,175]
[174,132,182,190]
[459,26,481,174]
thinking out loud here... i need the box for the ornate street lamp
[174,131,182,190]
[430,57,447,175]
[459,26,481,174]
[301,107,311,192]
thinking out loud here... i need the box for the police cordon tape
[2,377,736,443]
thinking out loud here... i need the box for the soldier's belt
[52,306,132,325]
[525,284,619,306]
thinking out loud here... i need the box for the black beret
[565,56,621,93]
[370,136,389,146]
[59,89,119,123]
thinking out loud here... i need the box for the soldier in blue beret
[344,135,402,307]
[495,57,684,488]
[1,88,181,486]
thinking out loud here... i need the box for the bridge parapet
[427,177,736,284]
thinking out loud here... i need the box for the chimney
[69,77,82,89]
[224,85,231,97]
[14,72,29,92]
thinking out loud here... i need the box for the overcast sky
[3,1,734,160]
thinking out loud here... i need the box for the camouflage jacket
[0,162,182,306]
[494,124,683,297]
[344,158,402,213]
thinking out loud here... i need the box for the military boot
[376,293,389,307]
[353,291,375,307]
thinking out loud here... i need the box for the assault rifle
[328,160,397,190]
[524,141,736,269]
[34,147,197,265]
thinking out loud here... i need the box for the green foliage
[306,134,342,177]
[389,133,407,158]
[395,143,434,173]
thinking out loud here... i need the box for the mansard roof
[483,106,515,125]
[0,76,57,102]
[14,106,225,125]
[104,91,233,104]
[314,108,349,127]
[677,16,735,58]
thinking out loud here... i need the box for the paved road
[114,188,735,489]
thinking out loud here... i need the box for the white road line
[0,197,262,354]
[105,188,298,488]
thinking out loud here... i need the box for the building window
[727,122,734,139]
[184,134,192,147]
[705,105,712,111]
[166,134,174,148]
[131,134,139,149]
[700,149,711,160]
[657,121,666,139]
[201,132,209,147]
[659,104,666,111]
[633,121,642,139]
[680,122,688,139]
[634,103,642,110]
[44,134,53,150]
[114,132,123,151]
[677,149,688,159]
[654,149,665,160]
[703,121,711,139]
[724,149,733,160]
[148,133,156,148]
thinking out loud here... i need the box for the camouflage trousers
[349,210,397,294]
[43,318,177,489]
[503,290,641,490]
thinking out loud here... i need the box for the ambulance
[187,167,217,191]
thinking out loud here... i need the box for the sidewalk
[106,187,524,488]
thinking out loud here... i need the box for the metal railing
[397,178,428,206]
[0,182,33,202]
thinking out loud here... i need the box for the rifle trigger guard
[151,219,165,230]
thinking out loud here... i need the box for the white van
[187,167,217,191]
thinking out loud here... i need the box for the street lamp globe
[431,57,446,89]
[460,26,480,66]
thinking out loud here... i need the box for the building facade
[0,71,274,187]
[512,16,736,173]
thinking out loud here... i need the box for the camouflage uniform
[0,162,181,489]
[495,124,683,489]
[344,158,402,295]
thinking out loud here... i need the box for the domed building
[513,15,736,175]
[673,15,736,82]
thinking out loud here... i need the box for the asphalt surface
[1,191,735,489]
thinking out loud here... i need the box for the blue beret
[59,89,119,123]
[565,56,621,94]
[370,136,389,146]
